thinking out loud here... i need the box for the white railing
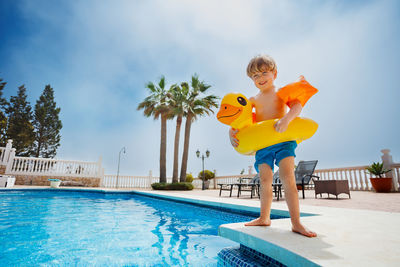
[102,174,167,188]
[1,139,398,191]
[102,175,152,188]
[314,163,400,191]
[101,174,255,189]
[393,164,400,189]
[8,156,102,178]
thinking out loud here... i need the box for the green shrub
[186,173,194,183]
[151,182,194,190]
[197,170,215,181]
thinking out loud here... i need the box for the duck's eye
[237,97,247,106]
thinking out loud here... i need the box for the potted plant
[198,170,215,189]
[48,178,61,188]
[366,162,392,193]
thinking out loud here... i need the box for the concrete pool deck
[129,189,400,266]
[4,186,400,266]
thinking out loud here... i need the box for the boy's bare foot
[244,217,271,226]
[292,224,317,238]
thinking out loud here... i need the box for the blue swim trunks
[254,141,297,173]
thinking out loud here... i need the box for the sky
[0,0,399,177]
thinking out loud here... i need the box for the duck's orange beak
[217,104,243,125]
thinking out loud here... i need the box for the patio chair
[272,171,283,201]
[237,174,260,198]
[241,172,282,200]
[295,160,320,199]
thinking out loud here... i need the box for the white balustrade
[391,163,400,191]
[8,156,102,178]
[1,139,398,191]
[102,174,175,188]
[101,175,248,189]
[102,175,151,188]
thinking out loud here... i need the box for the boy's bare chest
[252,92,286,121]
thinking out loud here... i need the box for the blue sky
[1,0,399,176]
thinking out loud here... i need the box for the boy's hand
[274,118,289,133]
[229,128,239,147]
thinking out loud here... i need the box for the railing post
[213,169,217,189]
[100,168,105,187]
[148,170,153,188]
[3,139,13,165]
[97,156,103,179]
[248,165,253,175]
[5,148,16,174]
[381,149,398,191]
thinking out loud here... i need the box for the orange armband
[277,75,318,107]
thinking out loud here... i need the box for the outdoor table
[314,179,351,199]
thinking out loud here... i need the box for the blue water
[0,190,260,266]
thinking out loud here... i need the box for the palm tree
[179,74,219,182]
[137,76,171,183]
[168,83,188,183]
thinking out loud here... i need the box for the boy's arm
[274,100,302,133]
[229,128,239,147]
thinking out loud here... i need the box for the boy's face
[251,70,277,91]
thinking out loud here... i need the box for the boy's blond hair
[247,54,277,77]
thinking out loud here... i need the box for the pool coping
[2,187,400,266]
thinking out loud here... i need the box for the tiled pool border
[1,188,318,266]
[218,244,287,267]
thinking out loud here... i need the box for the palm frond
[158,76,166,90]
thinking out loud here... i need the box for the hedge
[151,182,194,190]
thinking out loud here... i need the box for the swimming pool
[0,189,284,266]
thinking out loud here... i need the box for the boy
[230,54,317,238]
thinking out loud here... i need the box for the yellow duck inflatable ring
[217,79,318,155]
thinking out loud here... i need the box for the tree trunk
[172,115,182,183]
[180,114,193,182]
[160,114,167,183]
[35,129,43,158]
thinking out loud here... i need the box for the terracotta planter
[370,177,392,193]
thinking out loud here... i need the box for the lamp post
[116,147,126,188]
[196,149,210,190]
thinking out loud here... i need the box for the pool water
[0,190,261,266]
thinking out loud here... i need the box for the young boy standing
[230,54,317,237]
